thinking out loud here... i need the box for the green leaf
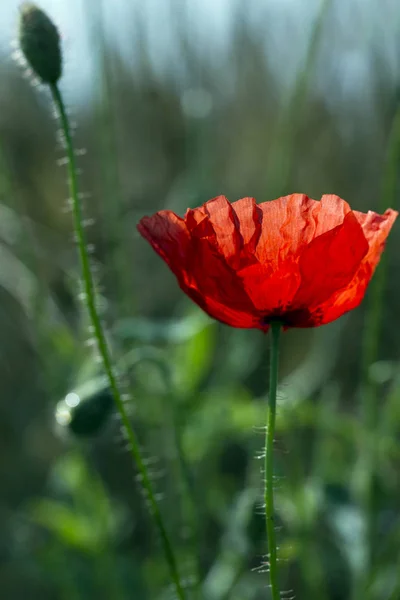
[29,499,103,553]
[172,318,216,395]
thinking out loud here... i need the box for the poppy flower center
[261,307,323,328]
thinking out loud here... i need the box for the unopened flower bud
[55,384,114,438]
[19,3,62,84]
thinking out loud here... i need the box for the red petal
[138,204,258,327]
[205,196,241,254]
[313,195,352,235]
[354,208,398,266]
[238,260,302,315]
[186,196,242,264]
[185,203,208,229]
[293,211,368,310]
[186,286,257,328]
[254,194,324,265]
[137,211,192,287]
[185,229,256,316]
[232,194,349,314]
[312,208,398,325]
[231,197,262,259]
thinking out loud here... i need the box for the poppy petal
[186,286,258,328]
[231,197,262,259]
[138,205,258,326]
[313,195,352,235]
[238,260,302,315]
[312,207,398,325]
[293,211,369,309]
[137,211,192,286]
[354,208,398,263]
[186,231,256,314]
[204,196,242,259]
[234,194,351,315]
[253,194,330,264]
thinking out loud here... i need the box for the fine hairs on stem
[264,321,282,600]
[18,5,186,600]
[50,84,185,600]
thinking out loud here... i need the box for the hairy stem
[50,83,186,600]
[265,321,281,600]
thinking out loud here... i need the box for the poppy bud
[19,3,62,85]
[55,385,114,437]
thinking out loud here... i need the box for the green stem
[265,321,281,600]
[49,83,186,600]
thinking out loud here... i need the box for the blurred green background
[1,0,400,598]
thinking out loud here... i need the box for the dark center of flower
[261,306,323,328]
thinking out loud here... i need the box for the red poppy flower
[137,194,397,331]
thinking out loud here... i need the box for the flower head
[19,3,62,85]
[137,194,397,331]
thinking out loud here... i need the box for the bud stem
[50,83,186,600]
